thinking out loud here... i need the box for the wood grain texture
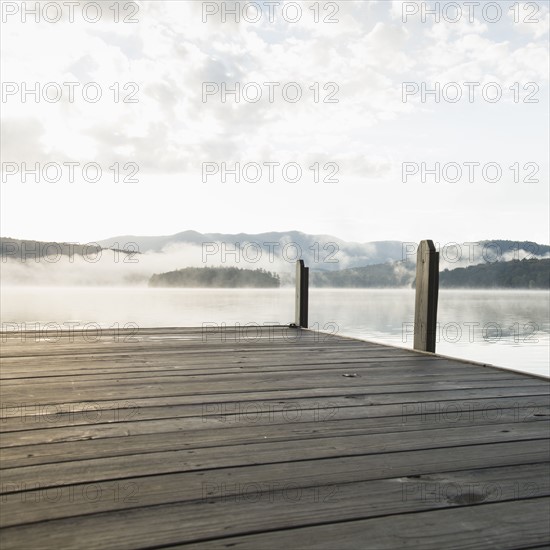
[1,326,548,549]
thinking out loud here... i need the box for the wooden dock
[1,325,549,549]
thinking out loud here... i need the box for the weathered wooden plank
[0,357,491,381]
[0,371,523,400]
[0,355,430,380]
[2,429,548,493]
[0,345,432,362]
[1,397,550,458]
[179,498,550,550]
[4,385,548,439]
[1,394,547,445]
[1,347,545,384]
[1,481,548,549]
[2,392,547,436]
[1,462,548,535]
[2,396,548,465]
[0,327,355,356]
[1,379,546,433]
[1,368,540,403]
[2,384,547,420]
[2,412,548,470]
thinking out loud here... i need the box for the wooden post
[295,260,309,328]
[414,240,439,352]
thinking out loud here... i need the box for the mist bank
[1,234,548,288]
[97,231,550,272]
[0,238,294,287]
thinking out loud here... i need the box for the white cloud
[1,0,548,244]
[507,1,550,40]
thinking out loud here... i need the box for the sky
[1,0,549,245]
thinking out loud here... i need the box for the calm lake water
[1,287,548,378]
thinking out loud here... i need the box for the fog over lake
[2,287,548,378]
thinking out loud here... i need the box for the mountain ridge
[2,233,548,272]
[97,231,550,270]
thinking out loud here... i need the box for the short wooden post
[414,240,439,352]
[295,260,309,328]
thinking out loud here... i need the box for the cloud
[1,0,548,244]
[507,2,550,40]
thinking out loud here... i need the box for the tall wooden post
[414,240,439,352]
[295,260,309,328]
